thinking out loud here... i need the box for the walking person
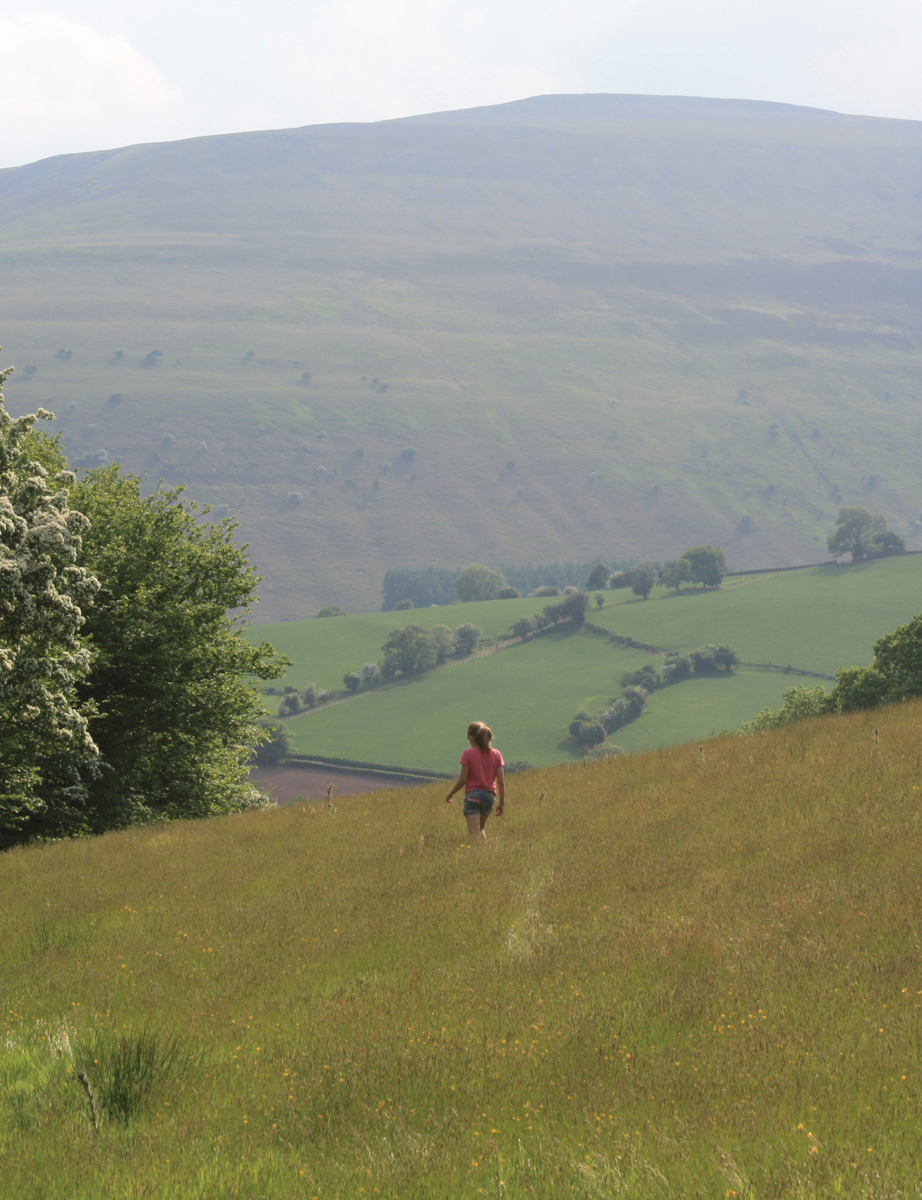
[445,721,505,844]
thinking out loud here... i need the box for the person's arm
[446,762,469,803]
[494,765,505,815]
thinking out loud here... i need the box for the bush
[571,719,606,747]
[453,623,482,656]
[343,671,361,692]
[510,615,538,639]
[394,599,414,610]
[738,685,833,733]
[316,605,346,617]
[496,586,521,599]
[619,665,659,690]
[360,663,382,686]
[531,586,560,597]
[662,655,692,683]
[253,720,291,764]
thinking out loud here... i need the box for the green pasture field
[283,627,790,768]
[254,597,548,694]
[4,700,922,1197]
[592,554,922,676]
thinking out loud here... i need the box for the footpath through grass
[4,701,922,1197]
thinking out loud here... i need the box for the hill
[256,554,922,767]
[2,95,922,617]
[3,700,922,1196]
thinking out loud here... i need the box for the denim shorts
[463,788,495,817]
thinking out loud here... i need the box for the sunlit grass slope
[592,555,922,676]
[284,627,791,767]
[4,702,922,1197]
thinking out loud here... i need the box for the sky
[1,0,921,169]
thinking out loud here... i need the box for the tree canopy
[454,563,506,602]
[0,362,287,847]
[826,507,905,562]
[681,544,726,588]
[0,380,100,846]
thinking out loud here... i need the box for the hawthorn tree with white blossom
[0,362,100,846]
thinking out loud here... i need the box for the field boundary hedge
[285,753,452,782]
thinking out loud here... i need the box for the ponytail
[467,721,493,751]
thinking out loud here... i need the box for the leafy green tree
[360,662,381,686]
[0,382,101,847]
[826,507,885,561]
[253,720,290,764]
[738,685,833,733]
[681,545,726,588]
[343,671,361,692]
[454,564,506,602]
[631,563,657,600]
[593,592,605,610]
[620,665,659,690]
[381,625,439,678]
[510,615,538,639]
[586,561,611,591]
[710,644,741,672]
[621,686,648,720]
[452,623,482,656]
[70,465,287,829]
[659,559,691,592]
[662,655,692,683]
[394,599,414,610]
[826,507,904,561]
[429,624,455,663]
[316,604,346,617]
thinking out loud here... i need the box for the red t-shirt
[461,746,504,793]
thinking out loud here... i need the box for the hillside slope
[3,94,922,616]
[3,701,922,1196]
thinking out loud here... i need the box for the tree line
[568,645,741,747]
[0,365,286,849]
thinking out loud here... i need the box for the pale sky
[1,0,921,170]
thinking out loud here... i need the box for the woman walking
[445,721,505,844]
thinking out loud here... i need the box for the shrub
[738,685,834,733]
[453,623,482,656]
[531,586,560,597]
[343,671,361,692]
[316,605,347,617]
[496,586,521,599]
[510,615,538,639]
[360,663,382,686]
[253,720,290,764]
[619,665,659,690]
[662,655,693,683]
[394,599,414,610]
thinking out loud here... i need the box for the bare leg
[466,813,487,844]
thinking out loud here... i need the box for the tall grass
[3,701,922,1195]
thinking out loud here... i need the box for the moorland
[2,94,922,616]
[3,698,921,1197]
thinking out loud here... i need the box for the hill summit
[2,94,922,617]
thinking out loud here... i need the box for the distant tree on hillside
[453,623,483,656]
[681,545,726,588]
[381,566,456,610]
[381,625,439,678]
[631,563,658,600]
[586,561,611,591]
[454,564,507,602]
[429,624,455,663]
[510,615,538,639]
[253,720,290,764]
[659,559,692,592]
[827,506,904,561]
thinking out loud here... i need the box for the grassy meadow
[591,555,922,677]
[4,700,922,1197]
[257,556,922,767]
